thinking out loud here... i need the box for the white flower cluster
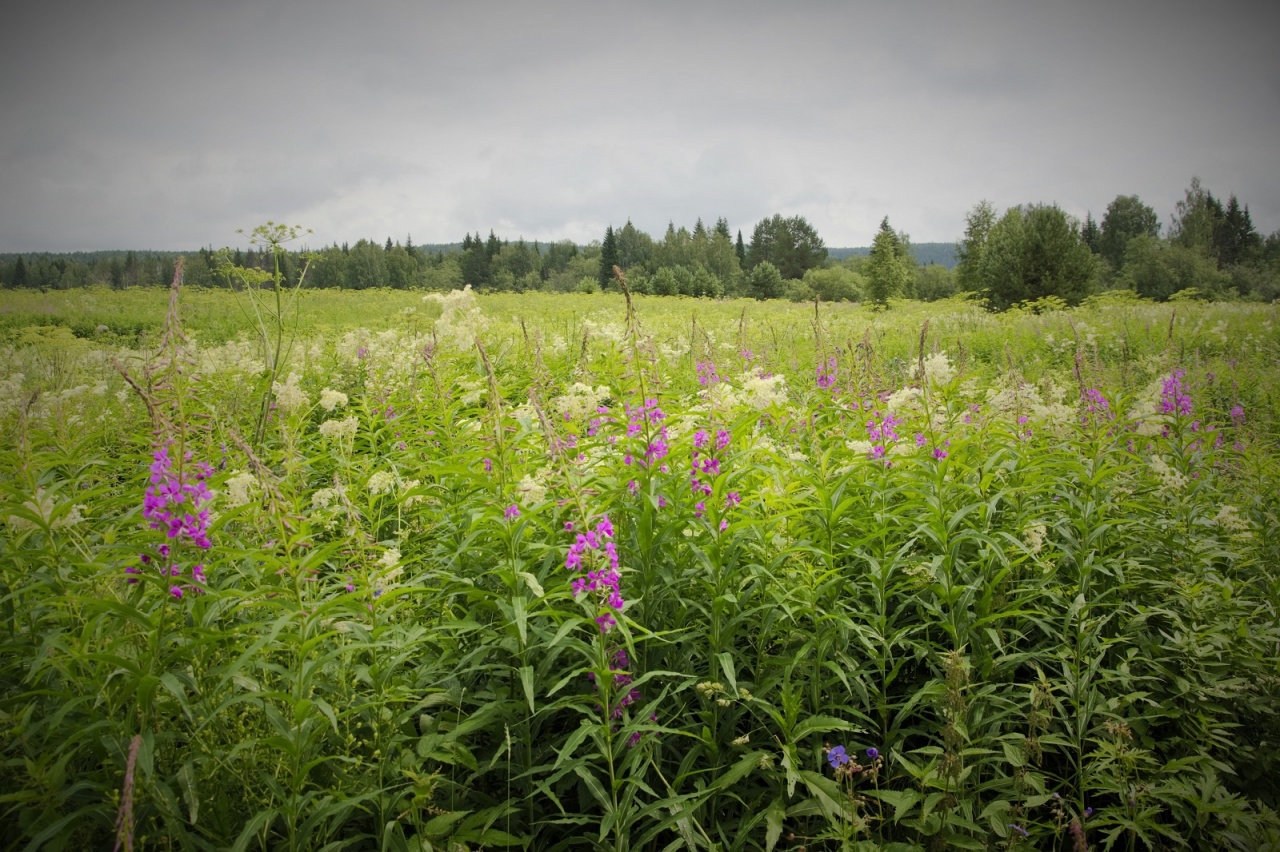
[367,471,397,496]
[196,339,264,377]
[456,379,486,407]
[223,470,258,508]
[401,479,425,507]
[5,488,87,531]
[516,473,549,505]
[272,372,309,412]
[318,416,358,442]
[312,486,342,509]
[922,351,956,387]
[1213,505,1251,536]
[1022,523,1047,556]
[1149,456,1187,493]
[552,382,611,421]
[423,285,487,350]
[319,388,348,412]
[740,371,787,410]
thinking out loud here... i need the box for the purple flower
[866,747,879,760]
[504,504,520,521]
[169,585,183,600]
[1160,369,1193,416]
[827,745,850,768]
[1010,823,1028,837]
[483,457,492,472]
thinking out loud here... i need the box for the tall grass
[2,284,1279,850]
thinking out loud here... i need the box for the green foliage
[1122,235,1232,301]
[745,259,784,300]
[1099,194,1160,271]
[746,214,828,281]
[802,266,864,302]
[3,255,1280,850]
[977,204,1098,311]
[865,217,915,308]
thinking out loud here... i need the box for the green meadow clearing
[2,283,1279,850]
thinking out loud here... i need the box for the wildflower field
[3,280,1280,851]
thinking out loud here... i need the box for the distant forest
[2,179,1277,306]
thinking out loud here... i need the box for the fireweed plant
[1,273,1280,849]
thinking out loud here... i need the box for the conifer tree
[599,225,620,287]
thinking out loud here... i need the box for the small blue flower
[827,745,850,768]
[866,747,879,760]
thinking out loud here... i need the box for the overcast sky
[2,0,1277,252]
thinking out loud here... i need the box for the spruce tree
[599,225,620,287]
[1081,213,1100,254]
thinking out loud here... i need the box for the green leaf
[865,788,921,821]
[519,665,535,713]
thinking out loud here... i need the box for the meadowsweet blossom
[741,370,787,410]
[272,372,309,412]
[1023,524,1047,556]
[423,285,487,350]
[1214,505,1251,536]
[312,487,341,509]
[318,416,359,442]
[516,474,548,504]
[553,383,611,421]
[223,470,258,508]
[923,351,955,387]
[1149,456,1187,493]
[367,471,396,495]
[319,388,348,411]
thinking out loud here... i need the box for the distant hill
[828,242,957,268]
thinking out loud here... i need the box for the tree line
[2,177,1277,308]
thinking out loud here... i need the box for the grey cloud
[1,0,1277,252]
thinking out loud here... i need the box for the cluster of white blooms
[312,487,342,509]
[318,416,359,442]
[223,471,258,508]
[922,351,956,387]
[552,383,611,421]
[319,388,348,412]
[272,372,309,412]
[5,488,87,531]
[1213,505,1251,536]
[1149,456,1187,493]
[423,285,487,350]
[196,339,264,376]
[367,471,397,496]
[0,372,26,416]
[886,386,922,414]
[377,547,401,571]
[456,379,486,407]
[1022,523,1048,556]
[740,371,787,410]
[516,473,549,505]
[580,318,625,343]
[401,479,426,507]
[706,381,742,412]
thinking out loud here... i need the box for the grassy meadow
[2,283,1280,850]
